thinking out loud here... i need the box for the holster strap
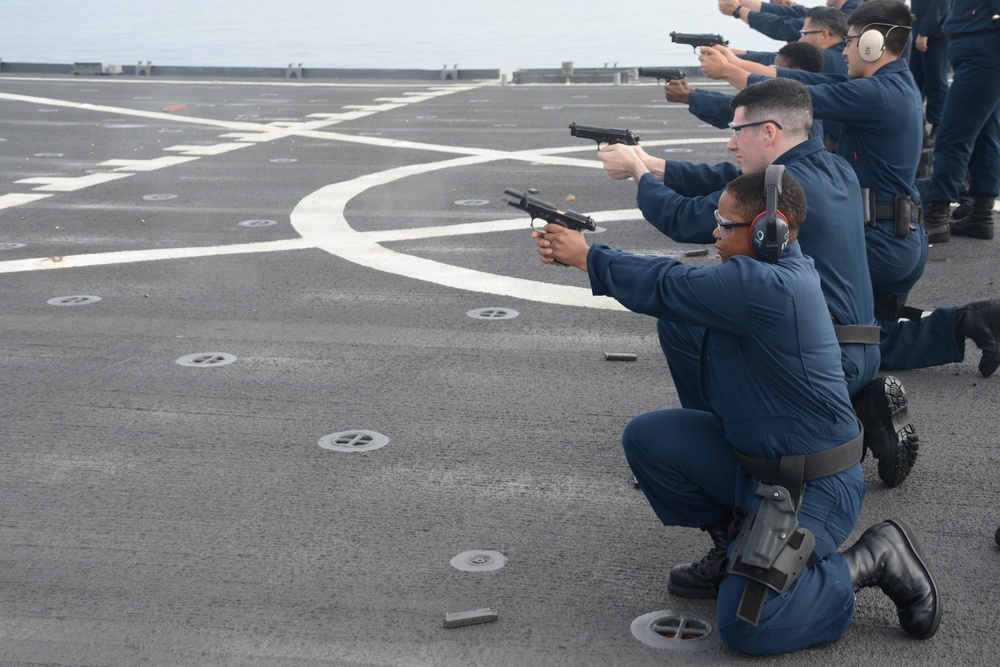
[873,288,908,322]
[733,427,864,507]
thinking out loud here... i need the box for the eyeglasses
[844,34,861,46]
[727,119,783,134]
[714,209,753,238]
[798,29,823,37]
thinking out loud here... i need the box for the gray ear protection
[750,164,789,263]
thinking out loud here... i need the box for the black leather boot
[950,196,996,239]
[951,195,973,221]
[667,519,730,599]
[923,201,951,243]
[851,376,919,487]
[956,299,1000,377]
[843,519,942,639]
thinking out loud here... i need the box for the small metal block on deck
[444,608,498,628]
[286,63,303,79]
[136,61,152,76]
[605,352,638,361]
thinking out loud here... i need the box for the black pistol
[504,189,596,233]
[670,31,729,51]
[569,122,640,149]
[637,67,686,83]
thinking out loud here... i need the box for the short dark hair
[847,0,913,55]
[778,42,825,73]
[805,6,848,38]
[730,78,814,138]
[726,171,808,234]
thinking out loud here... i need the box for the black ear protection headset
[855,23,911,63]
[750,164,789,263]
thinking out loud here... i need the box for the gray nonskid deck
[0,73,996,666]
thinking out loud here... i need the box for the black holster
[726,429,864,625]
[726,484,817,626]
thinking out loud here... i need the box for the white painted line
[0,77,495,90]
[163,144,249,156]
[305,112,371,121]
[0,193,53,210]
[0,82,719,312]
[15,172,132,192]
[289,155,628,311]
[217,132,277,143]
[342,103,406,112]
[363,209,644,244]
[0,238,313,274]
[0,92,267,132]
[99,156,201,172]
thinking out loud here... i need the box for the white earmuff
[857,28,886,62]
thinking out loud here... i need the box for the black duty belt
[860,188,920,231]
[734,428,864,507]
[871,200,921,223]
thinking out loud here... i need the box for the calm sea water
[0,0,781,70]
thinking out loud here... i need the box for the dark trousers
[926,32,1000,202]
[909,35,950,126]
[622,409,864,654]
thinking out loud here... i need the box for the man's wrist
[632,163,651,182]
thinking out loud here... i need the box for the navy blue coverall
[741,42,848,76]
[684,88,822,141]
[923,0,1000,204]
[751,63,967,369]
[684,90,825,138]
[687,89,742,129]
[633,137,880,399]
[587,241,864,654]
[746,0,862,43]
[910,0,952,127]
[685,46,844,137]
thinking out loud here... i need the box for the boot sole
[951,228,994,239]
[859,377,919,487]
[951,219,995,239]
[885,518,943,639]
